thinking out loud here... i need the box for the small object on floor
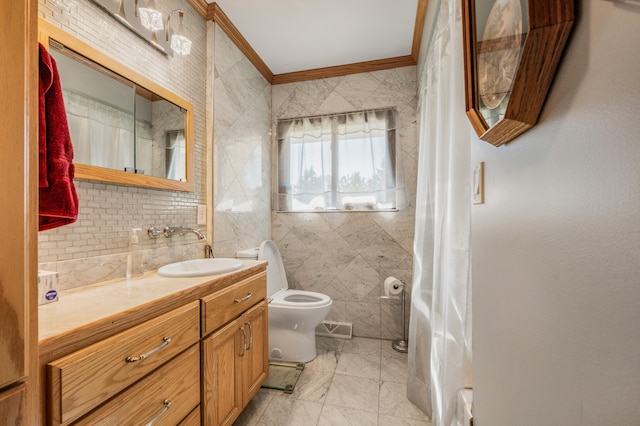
[261,361,305,394]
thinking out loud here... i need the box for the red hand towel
[39,43,79,231]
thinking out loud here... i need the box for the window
[276,108,399,212]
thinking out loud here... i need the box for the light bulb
[169,11,191,55]
[171,34,192,55]
[139,0,163,31]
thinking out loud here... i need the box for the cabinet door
[0,384,25,424]
[178,406,201,426]
[1,0,37,393]
[1,0,37,423]
[201,319,243,426]
[241,301,268,405]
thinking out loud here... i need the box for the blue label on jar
[45,290,58,301]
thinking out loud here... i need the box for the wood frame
[272,56,417,85]
[0,0,38,424]
[38,19,195,192]
[187,0,429,85]
[461,0,575,146]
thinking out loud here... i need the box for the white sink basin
[157,258,244,278]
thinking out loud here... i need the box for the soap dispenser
[126,228,143,279]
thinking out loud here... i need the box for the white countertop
[38,260,264,342]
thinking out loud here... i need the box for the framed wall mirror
[38,19,194,191]
[461,0,574,146]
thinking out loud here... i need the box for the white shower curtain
[407,0,472,424]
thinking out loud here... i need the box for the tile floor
[234,336,432,426]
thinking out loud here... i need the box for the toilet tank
[236,247,259,259]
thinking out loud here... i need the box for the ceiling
[203,0,423,79]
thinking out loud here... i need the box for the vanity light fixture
[137,0,164,31]
[117,0,127,19]
[167,9,192,55]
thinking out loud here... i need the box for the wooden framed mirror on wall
[38,19,194,191]
[461,0,575,146]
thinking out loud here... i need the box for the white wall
[471,2,640,425]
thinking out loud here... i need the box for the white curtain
[407,0,472,424]
[165,129,186,181]
[135,120,153,176]
[276,108,399,212]
[64,89,135,171]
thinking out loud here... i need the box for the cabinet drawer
[48,301,200,425]
[74,344,200,425]
[178,405,201,426]
[201,272,266,336]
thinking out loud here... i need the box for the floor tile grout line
[237,337,428,425]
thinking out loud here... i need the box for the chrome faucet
[162,226,206,240]
[147,226,163,238]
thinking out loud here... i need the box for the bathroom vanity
[38,261,268,426]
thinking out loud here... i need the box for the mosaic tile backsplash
[37,0,208,289]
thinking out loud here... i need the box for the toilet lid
[258,240,289,297]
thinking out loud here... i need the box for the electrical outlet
[197,204,207,225]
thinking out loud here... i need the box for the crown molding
[412,0,428,62]
[211,3,274,83]
[272,55,417,85]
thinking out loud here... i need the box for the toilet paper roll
[384,276,404,296]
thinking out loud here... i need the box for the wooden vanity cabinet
[240,302,269,403]
[47,302,200,425]
[73,344,200,425]
[42,265,268,426]
[0,385,26,424]
[0,0,38,423]
[201,273,268,426]
[201,318,243,425]
[179,406,202,425]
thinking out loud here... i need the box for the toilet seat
[258,239,333,362]
[259,240,332,308]
[270,289,332,308]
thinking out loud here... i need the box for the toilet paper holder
[383,276,408,353]
[383,276,404,297]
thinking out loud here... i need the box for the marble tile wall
[212,24,273,256]
[272,67,419,339]
[37,0,208,289]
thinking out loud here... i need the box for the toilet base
[268,327,318,363]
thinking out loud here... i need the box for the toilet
[257,240,332,363]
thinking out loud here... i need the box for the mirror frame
[461,0,575,146]
[38,19,195,192]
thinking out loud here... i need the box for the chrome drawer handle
[126,337,172,362]
[234,292,253,303]
[239,327,247,357]
[245,322,253,351]
[145,400,171,426]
